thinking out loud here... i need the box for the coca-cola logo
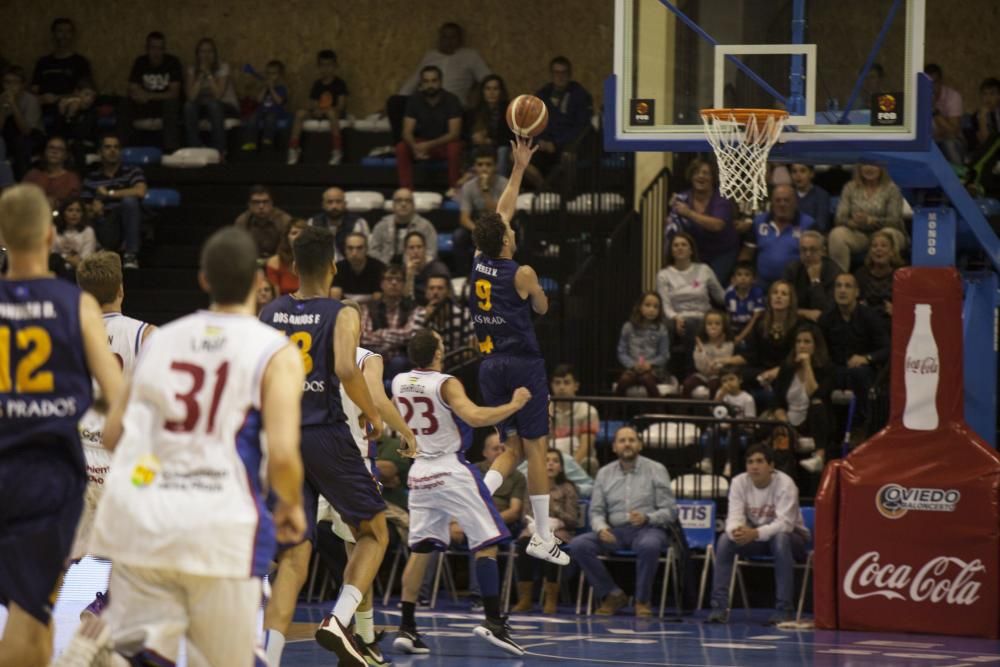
[905,356,939,374]
[844,551,985,606]
[876,484,960,519]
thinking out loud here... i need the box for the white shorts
[105,563,264,667]
[318,495,356,544]
[70,444,112,560]
[407,455,509,552]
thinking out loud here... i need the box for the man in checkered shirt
[421,273,475,363]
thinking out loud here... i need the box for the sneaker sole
[315,625,367,666]
[392,637,430,655]
[473,626,525,656]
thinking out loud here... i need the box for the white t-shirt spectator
[399,48,491,102]
[935,84,963,119]
[460,175,507,216]
[656,263,725,320]
[725,470,809,542]
[721,390,756,418]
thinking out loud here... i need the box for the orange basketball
[506,94,549,138]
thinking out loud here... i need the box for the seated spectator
[52,198,95,272]
[665,159,739,283]
[55,77,97,160]
[287,49,347,166]
[770,324,834,474]
[82,134,148,269]
[615,291,670,398]
[569,426,676,618]
[330,232,385,302]
[854,229,905,323]
[255,270,276,316]
[396,65,463,190]
[925,63,965,164]
[819,273,889,440]
[264,218,307,295]
[828,163,906,272]
[233,185,292,259]
[22,135,81,208]
[741,184,816,287]
[369,188,437,265]
[1,66,44,179]
[789,163,831,233]
[968,77,1000,153]
[457,145,507,275]
[715,365,756,419]
[511,448,578,614]
[420,274,474,360]
[783,230,840,322]
[241,60,289,153]
[656,232,725,373]
[307,187,371,262]
[724,261,765,348]
[124,31,183,152]
[517,448,593,499]
[706,444,809,625]
[548,363,600,471]
[31,18,92,124]
[683,310,734,398]
[465,75,513,176]
[525,57,593,188]
[183,38,239,153]
[361,264,425,377]
[403,231,450,304]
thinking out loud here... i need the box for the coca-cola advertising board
[814,267,1000,638]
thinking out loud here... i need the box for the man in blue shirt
[81,134,147,269]
[741,184,816,287]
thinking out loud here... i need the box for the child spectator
[52,198,96,271]
[698,366,756,476]
[1,66,44,179]
[725,261,766,347]
[968,77,1000,152]
[241,60,289,152]
[287,50,347,166]
[789,163,831,233]
[56,77,97,160]
[264,218,307,295]
[615,291,671,398]
[548,363,600,472]
[683,310,734,398]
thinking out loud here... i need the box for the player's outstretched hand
[512,387,532,408]
[364,413,385,442]
[398,428,419,459]
[274,502,307,544]
[509,135,538,170]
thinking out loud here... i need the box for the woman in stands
[466,74,514,176]
[52,198,96,273]
[828,162,906,271]
[183,37,239,155]
[265,218,307,295]
[854,229,905,325]
[510,449,578,614]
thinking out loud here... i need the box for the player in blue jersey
[259,225,392,667]
[0,184,125,667]
[469,136,569,566]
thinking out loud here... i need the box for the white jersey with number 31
[391,369,472,457]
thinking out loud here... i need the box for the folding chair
[676,499,717,610]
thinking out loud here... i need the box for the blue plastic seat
[143,188,181,208]
[122,147,163,166]
[437,233,454,254]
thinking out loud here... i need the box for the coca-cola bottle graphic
[903,303,939,430]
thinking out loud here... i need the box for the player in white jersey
[390,330,530,657]
[71,251,155,619]
[64,228,307,667]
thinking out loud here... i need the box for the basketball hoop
[700,108,789,209]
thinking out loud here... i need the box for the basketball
[506,94,549,138]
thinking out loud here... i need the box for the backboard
[607,0,929,157]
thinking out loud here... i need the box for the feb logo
[878,94,896,113]
[871,92,904,126]
[876,483,960,519]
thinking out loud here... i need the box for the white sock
[332,584,364,626]
[529,495,552,540]
[484,469,504,495]
[355,607,375,644]
[265,629,286,666]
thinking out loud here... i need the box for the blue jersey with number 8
[469,256,541,358]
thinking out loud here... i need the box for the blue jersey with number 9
[469,256,541,358]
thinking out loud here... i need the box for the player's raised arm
[361,353,418,457]
[514,264,548,315]
[441,377,531,428]
[496,136,538,225]
[262,343,306,542]
[334,307,385,441]
[79,291,126,448]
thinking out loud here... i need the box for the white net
[700,110,788,209]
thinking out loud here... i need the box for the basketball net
[700,109,788,210]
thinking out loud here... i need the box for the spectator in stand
[361,264,425,377]
[466,75,514,176]
[55,77,96,159]
[403,231,450,305]
[615,291,671,398]
[789,163,831,233]
[526,57,593,186]
[183,38,239,154]
[52,198,95,272]
[701,365,758,476]
[307,187,371,262]
[828,163,906,273]
[82,134,147,269]
[741,184,817,287]
[457,145,507,274]
[31,18,92,123]
[264,218,307,295]
[21,135,80,208]
[570,426,676,618]
[854,229,905,323]
[396,65,463,190]
[233,185,292,259]
[925,63,965,164]
[420,274,475,359]
[241,60,289,153]
[1,66,44,179]
[255,270,276,316]
[819,273,890,440]
[511,448,578,614]
[968,77,1000,153]
[783,230,840,322]
[683,310,734,398]
[124,32,183,152]
[706,444,809,625]
[665,159,739,283]
[548,363,600,471]
[369,188,438,265]
[397,23,491,107]
[287,50,347,166]
[656,232,725,374]
[724,261,766,348]
[330,232,385,302]
[770,324,834,474]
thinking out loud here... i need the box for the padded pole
[838,0,903,123]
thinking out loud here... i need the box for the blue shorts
[0,444,85,623]
[478,355,550,441]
